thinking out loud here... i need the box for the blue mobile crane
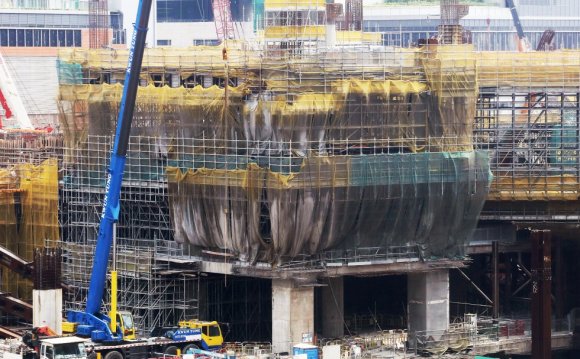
[65,0,154,343]
[62,1,224,354]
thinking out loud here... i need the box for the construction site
[0,0,580,358]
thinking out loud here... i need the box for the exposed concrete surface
[272,279,314,353]
[201,261,234,274]
[232,259,467,279]
[33,289,62,334]
[407,270,450,335]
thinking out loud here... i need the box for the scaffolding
[51,40,494,335]
[60,135,199,335]
[0,133,60,317]
[88,0,109,49]
[56,46,580,199]
[475,90,580,201]
[50,13,580,334]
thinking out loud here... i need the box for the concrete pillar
[33,289,63,334]
[32,248,63,334]
[272,279,314,353]
[320,277,344,338]
[407,270,449,336]
[203,75,213,88]
[325,24,336,48]
[170,72,181,88]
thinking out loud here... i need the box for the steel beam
[531,230,552,359]
[492,241,500,318]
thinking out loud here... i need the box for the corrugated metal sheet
[518,0,580,18]
[4,56,58,116]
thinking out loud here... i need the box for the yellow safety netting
[58,47,580,90]
[264,0,325,8]
[0,184,19,300]
[488,176,580,201]
[0,159,59,301]
[59,83,248,103]
[264,26,325,39]
[419,45,478,152]
[166,156,350,190]
[336,31,382,44]
[59,83,249,150]
[59,77,472,153]
[58,41,260,78]
[19,158,59,256]
[476,50,580,88]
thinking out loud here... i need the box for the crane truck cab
[38,337,87,359]
[4,336,88,359]
[113,311,135,340]
[178,321,223,350]
[150,320,223,352]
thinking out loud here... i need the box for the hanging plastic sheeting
[18,158,60,258]
[167,151,491,263]
[58,78,472,156]
[0,167,20,301]
[0,159,59,300]
[57,59,83,85]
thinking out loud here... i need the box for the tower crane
[212,0,235,41]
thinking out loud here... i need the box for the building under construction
[1,0,580,357]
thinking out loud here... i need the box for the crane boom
[212,0,235,40]
[66,0,153,343]
[506,0,525,40]
[505,0,530,51]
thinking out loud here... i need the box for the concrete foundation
[33,289,62,334]
[272,279,314,353]
[320,277,344,338]
[407,270,449,335]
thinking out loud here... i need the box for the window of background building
[157,39,171,46]
[192,39,219,46]
[0,28,81,47]
[110,11,126,44]
[230,0,252,22]
[157,0,213,22]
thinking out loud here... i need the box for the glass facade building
[157,0,214,22]
[156,0,253,23]
[0,28,82,47]
[0,0,124,48]
[0,0,87,10]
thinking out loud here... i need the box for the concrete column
[203,75,213,88]
[170,73,181,88]
[325,24,336,48]
[272,279,314,353]
[407,270,449,335]
[320,277,344,338]
[33,289,63,334]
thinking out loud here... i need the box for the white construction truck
[0,328,87,359]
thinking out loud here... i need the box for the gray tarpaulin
[167,151,491,262]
